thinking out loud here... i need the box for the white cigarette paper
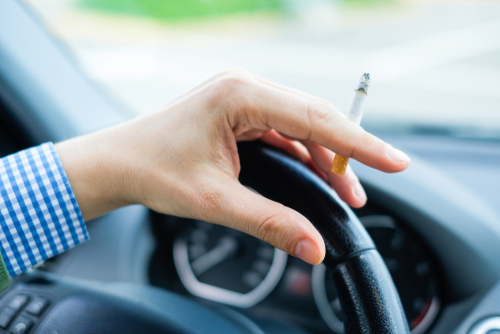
[330,73,370,175]
[346,73,370,126]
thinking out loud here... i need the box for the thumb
[199,179,325,265]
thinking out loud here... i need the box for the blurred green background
[79,0,388,21]
[80,0,284,20]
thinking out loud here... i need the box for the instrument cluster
[149,208,441,334]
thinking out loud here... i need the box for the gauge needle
[191,236,238,276]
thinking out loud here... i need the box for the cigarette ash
[356,73,370,93]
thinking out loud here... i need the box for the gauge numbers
[174,220,287,308]
[313,215,440,334]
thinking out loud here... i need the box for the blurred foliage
[80,0,285,20]
[79,0,394,21]
[344,0,394,7]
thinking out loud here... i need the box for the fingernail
[386,145,411,163]
[294,239,319,265]
[353,183,367,202]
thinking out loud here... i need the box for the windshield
[26,0,500,138]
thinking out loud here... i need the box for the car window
[25,0,500,138]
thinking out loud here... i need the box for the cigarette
[331,73,370,175]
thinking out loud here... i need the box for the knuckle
[208,72,253,109]
[306,101,339,137]
[254,211,296,253]
[219,72,251,90]
[348,129,373,159]
[255,213,283,246]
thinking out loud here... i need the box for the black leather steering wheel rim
[238,141,409,334]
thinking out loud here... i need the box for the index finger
[242,77,411,173]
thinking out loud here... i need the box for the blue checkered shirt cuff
[0,143,89,277]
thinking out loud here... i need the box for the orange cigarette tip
[331,155,349,175]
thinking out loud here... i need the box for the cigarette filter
[331,73,370,175]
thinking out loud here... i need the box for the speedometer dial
[313,215,440,334]
[173,220,288,308]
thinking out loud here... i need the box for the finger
[235,129,267,142]
[260,131,328,180]
[237,78,411,173]
[302,140,367,208]
[259,130,311,164]
[198,178,325,265]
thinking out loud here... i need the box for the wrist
[55,128,133,221]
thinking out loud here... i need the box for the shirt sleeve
[0,142,89,277]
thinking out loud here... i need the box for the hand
[56,67,410,265]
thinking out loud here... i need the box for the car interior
[1,0,500,333]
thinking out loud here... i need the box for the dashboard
[148,199,441,334]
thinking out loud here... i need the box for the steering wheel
[238,142,409,334]
[2,141,409,334]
